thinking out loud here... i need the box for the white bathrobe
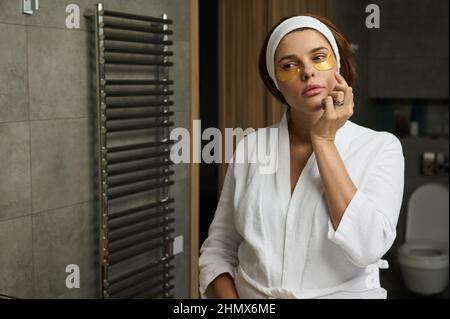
[199,108,405,299]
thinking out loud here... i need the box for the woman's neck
[287,107,322,146]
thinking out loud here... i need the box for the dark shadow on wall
[199,0,219,246]
[86,12,101,299]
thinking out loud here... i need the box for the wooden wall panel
[190,0,199,299]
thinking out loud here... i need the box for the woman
[199,15,405,299]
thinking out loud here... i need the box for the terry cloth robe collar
[275,107,353,290]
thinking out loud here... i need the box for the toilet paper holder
[23,0,39,15]
[422,152,449,176]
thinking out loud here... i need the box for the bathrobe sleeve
[327,134,405,267]
[198,159,244,298]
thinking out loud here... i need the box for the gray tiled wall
[335,1,449,298]
[368,0,449,99]
[0,23,28,122]
[0,0,191,299]
[334,0,375,127]
[335,0,449,128]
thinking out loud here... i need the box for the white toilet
[397,183,449,295]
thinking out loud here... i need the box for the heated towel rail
[88,3,176,299]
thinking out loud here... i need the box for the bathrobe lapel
[275,108,353,290]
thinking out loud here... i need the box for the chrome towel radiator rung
[89,3,175,299]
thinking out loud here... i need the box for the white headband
[266,16,341,90]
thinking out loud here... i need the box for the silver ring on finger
[334,100,344,106]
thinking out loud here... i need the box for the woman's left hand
[310,72,355,144]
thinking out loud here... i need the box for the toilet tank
[406,183,449,243]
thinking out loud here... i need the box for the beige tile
[0,122,31,221]
[28,27,92,120]
[33,202,98,298]
[24,0,189,41]
[30,118,95,213]
[25,0,99,31]
[0,0,26,24]
[0,216,33,299]
[0,23,28,123]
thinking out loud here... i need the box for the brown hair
[258,14,357,106]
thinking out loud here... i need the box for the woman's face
[274,29,338,113]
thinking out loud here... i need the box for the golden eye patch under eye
[314,52,337,71]
[275,52,337,82]
[275,62,300,82]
